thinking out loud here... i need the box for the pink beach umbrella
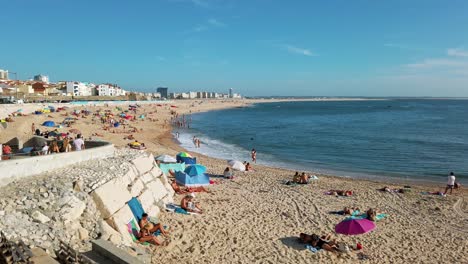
[335,219,375,236]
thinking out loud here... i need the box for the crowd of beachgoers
[0,99,467,263]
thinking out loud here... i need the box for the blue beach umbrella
[42,121,55,127]
[184,164,207,176]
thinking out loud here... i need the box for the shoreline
[1,98,466,263]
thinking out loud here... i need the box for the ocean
[176,99,468,184]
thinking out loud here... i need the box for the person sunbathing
[223,167,234,179]
[329,190,353,196]
[245,162,253,171]
[138,224,163,245]
[171,180,186,194]
[366,208,380,221]
[292,172,301,183]
[299,233,338,251]
[379,186,405,193]
[139,213,168,237]
[299,172,310,184]
[343,207,360,215]
[181,193,203,214]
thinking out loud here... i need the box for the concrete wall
[0,142,115,187]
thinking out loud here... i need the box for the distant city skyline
[1,0,468,97]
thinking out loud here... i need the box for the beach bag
[337,243,350,253]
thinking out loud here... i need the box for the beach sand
[1,99,467,263]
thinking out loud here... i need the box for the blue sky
[2,0,468,97]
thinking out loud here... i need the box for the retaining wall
[0,141,115,187]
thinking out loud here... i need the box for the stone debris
[0,148,163,254]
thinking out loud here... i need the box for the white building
[33,74,49,84]
[0,69,8,80]
[66,81,93,96]
[97,84,116,96]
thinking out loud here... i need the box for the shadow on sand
[279,236,305,251]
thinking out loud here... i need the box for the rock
[42,193,49,198]
[78,228,89,240]
[73,179,84,192]
[0,211,5,216]
[99,220,121,241]
[58,194,86,223]
[39,187,47,193]
[109,234,122,245]
[29,188,36,194]
[31,211,50,224]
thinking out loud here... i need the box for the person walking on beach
[444,172,456,195]
[251,148,257,163]
[31,123,35,135]
[196,138,201,148]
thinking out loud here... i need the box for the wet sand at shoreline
[1,99,467,263]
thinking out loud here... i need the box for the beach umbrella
[177,152,192,158]
[228,160,246,171]
[184,164,207,176]
[155,154,177,163]
[335,219,375,236]
[69,128,81,134]
[42,121,55,127]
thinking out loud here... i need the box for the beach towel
[305,245,321,253]
[127,218,149,246]
[346,213,387,221]
[128,197,145,222]
[330,210,361,216]
[165,203,197,215]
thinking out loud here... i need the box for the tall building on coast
[229,88,233,98]
[0,69,8,80]
[157,87,168,99]
[33,74,50,84]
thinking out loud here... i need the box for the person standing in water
[251,148,257,163]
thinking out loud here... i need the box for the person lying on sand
[181,193,203,214]
[299,233,338,251]
[379,186,406,193]
[138,224,165,245]
[171,180,186,194]
[223,167,234,179]
[139,213,168,237]
[292,172,301,183]
[366,208,381,221]
[245,162,254,171]
[328,190,353,196]
[343,207,360,215]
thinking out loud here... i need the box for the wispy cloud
[401,48,468,78]
[384,43,424,51]
[192,18,226,33]
[193,25,208,32]
[208,18,226,27]
[447,48,468,57]
[284,45,316,57]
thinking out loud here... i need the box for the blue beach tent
[184,164,207,176]
[176,154,197,164]
[42,121,55,127]
[175,170,210,187]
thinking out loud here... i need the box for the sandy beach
[1,99,467,263]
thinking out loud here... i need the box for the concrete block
[129,179,145,197]
[92,177,132,219]
[107,206,134,246]
[149,166,163,178]
[124,166,139,183]
[99,220,121,241]
[147,179,168,201]
[160,174,175,196]
[146,204,160,217]
[140,172,154,184]
[131,154,155,175]
[58,194,86,223]
[138,189,156,211]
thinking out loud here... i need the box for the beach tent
[175,170,210,187]
[128,197,145,222]
[42,121,55,127]
[155,154,177,163]
[185,164,206,176]
[176,152,196,164]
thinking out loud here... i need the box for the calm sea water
[176,99,468,184]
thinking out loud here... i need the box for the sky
[1,0,468,97]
